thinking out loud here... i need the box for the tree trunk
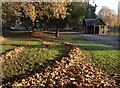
[43,26,47,31]
[32,22,35,31]
[55,27,59,37]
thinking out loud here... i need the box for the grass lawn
[2,36,69,84]
[1,32,120,84]
[56,34,120,74]
[1,39,26,54]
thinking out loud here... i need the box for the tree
[84,3,97,19]
[44,2,71,37]
[66,2,88,31]
[2,2,71,37]
[117,14,120,27]
[98,6,117,27]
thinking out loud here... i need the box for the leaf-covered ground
[6,44,117,87]
[1,33,69,85]
[56,34,120,74]
[1,32,120,87]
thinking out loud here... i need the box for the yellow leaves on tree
[2,2,71,22]
[98,6,118,27]
[50,2,68,19]
[21,3,37,22]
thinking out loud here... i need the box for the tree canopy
[98,6,118,27]
[2,2,72,37]
[2,2,70,22]
[67,2,87,29]
[2,2,97,36]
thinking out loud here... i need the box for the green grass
[1,33,119,84]
[1,39,26,54]
[1,32,35,54]
[2,38,69,84]
[56,35,120,74]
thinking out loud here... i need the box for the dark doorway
[95,26,99,34]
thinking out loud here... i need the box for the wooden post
[91,27,92,34]
[104,26,107,34]
[100,26,102,34]
[94,26,95,34]
[86,26,87,34]
[102,26,104,34]
[100,26,101,34]
[99,26,100,34]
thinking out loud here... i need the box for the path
[3,31,120,47]
[45,31,120,47]
[75,34,119,47]
[44,31,119,47]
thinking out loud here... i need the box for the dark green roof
[84,18,106,26]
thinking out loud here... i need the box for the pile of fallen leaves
[4,45,117,87]
[0,36,6,41]
[31,31,55,40]
[0,46,25,62]
[42,41,55,49]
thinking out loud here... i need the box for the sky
[89,0,120,14]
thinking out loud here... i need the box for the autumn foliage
[10,46,117,87]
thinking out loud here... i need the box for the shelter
[83,18,107,34]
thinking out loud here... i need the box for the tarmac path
[3,31,120,47]
[75,34,119,47]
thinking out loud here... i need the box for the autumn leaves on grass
[12,46,116,87]
[0,40,31,62]
[31,31,55,40]
[1,33,119,87]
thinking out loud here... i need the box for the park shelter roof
[84,18,106,26]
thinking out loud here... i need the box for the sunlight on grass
[2,39,69,83]
[56,36,120,74]
[1,40,25,53]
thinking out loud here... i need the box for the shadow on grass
[2,64,44,85]
[2,32,31,38]
[0,48,14,57]
[56,38,120,51]
[77,44,119,51]
[2,44,22,47]
[2,43,42,47]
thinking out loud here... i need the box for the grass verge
[56,34,120,74]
